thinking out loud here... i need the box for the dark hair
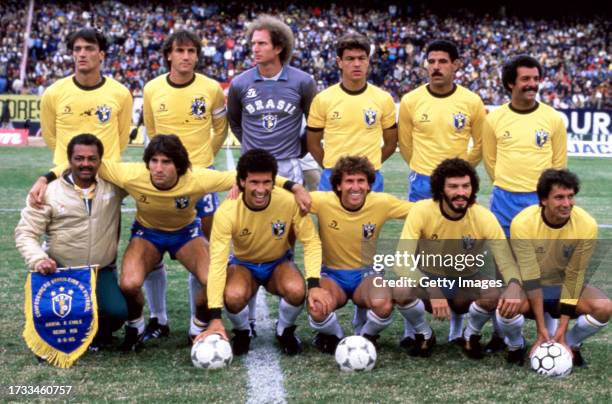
[67,133,104,160]
[425,40,459,61]
[330,156,376,198]
[537,169,580,203]
[430,158,479,205]
[143,134,191,176]
[247,15,294,65]
[336,33,370,59]
[162,29,201,69]
[236,149,278,191]
[67,29,107,52]
[502,55,543,92]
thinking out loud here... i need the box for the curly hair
[430,158,479,205]
[425,39,459,61]
[537,169,580,203]
[236,149,278,191]
[67,133,104,160]
[330,156,376,198]
[501,55,543,92]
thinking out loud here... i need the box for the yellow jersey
[143,73,227,168]
[510,205,597,311]
[398,84,486,175]
[307,83,396,170]
[310,191,412,269]
[207,188,322,309]
[482,102,567,192]
[40,75,132,164]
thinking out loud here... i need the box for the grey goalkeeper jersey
[227,65,316,159]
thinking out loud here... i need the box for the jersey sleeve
[384,194,413,219]
[40,88,57,151]
[192,168,236,193]
[482,213,521,284]
[551,113,568,169]
[397,96,413,164]
[14,199,53,269]
[301,77,317,119]
[306,94,325,130]
[97,160,133,188]
[210,84,228,155]
[481,115,497,181]
[227,82,243,142]
[309,191,323,214]
[393,208,422,279]
[142,84,156,136]
[293,206,322,280]
[381,93,397,130]
[207,203,234,309]
[509,218,541,290]
[467,99,486,167]
[117,88,133,153]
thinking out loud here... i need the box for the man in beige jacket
[15,133,127,350]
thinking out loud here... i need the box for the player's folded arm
[206,205,234,319]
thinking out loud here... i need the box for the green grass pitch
[0,146,609,402]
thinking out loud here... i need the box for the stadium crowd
[1,0,610,109]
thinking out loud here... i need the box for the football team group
[15,14,610,370]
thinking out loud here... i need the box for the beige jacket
[15,174,126,270]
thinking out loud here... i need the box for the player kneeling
[497,169,611,367]
[197,149,332,355]
[307,156,413,353]
[392,159,522,358]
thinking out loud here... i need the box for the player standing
[306,33,397,192]
[141,30,228,343]
[397,39,487,346]
[498,169,611,366]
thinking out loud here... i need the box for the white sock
[397,299,432,339]
[566,314,608,348]
[360,310,393,337]
[352,306,368,334]
[226,306,250,332]
[189,317,208,336]
[544,311,558,337]
[277,298,303,335]
[402,318,416,339]
[309,312,344,339]
[127,317,145,334]
[449,310,465,341]
[496,311,524,350]
[464,302,492,339]
[248,289,258,323]
[188,272,202,321]
[143,262,168,325]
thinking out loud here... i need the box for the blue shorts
[130,219,203,259]
[229,250,293,286]
[490,186,538,236]
[195,165,220,218]
[321,267,379,298]
[408,172,432,202]
[318,169,384,192]
[540,285,580,319]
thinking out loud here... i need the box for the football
[191,334,233,369]
[529,342,573,378]
[334,335,377,372]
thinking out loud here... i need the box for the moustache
[451,196,468,202]
[522,87,538,93]
[432,72,443,76]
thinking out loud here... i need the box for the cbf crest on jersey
[23,266,98,368]
[462,235,475,251]
[535,129,549,148]
[262,113,278,131]
[95,105,112,123]
[191,97,206,119]
[175,196,190,209]
[563,244,576,259]
[453,112,467,130]
[272,220,286,239]
[362,223,376,240]
[364,108,377,127]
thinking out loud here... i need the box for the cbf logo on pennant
[535,129,549,148]
[51,287,73,318]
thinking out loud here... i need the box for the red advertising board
[0,129,29,146]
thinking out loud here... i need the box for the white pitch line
[224,147,287,404]
[245,291,287,404]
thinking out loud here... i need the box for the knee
[282,281,306,306]
[592,298,612,323]
[120,275,143,295]
[476,298,497,313]
[369,298,394,318]
[224,287,249,313]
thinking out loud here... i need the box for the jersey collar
[509,101,540,114]
[340,82,368,95]
[439,199,467,221]
[73,75,106,91]
[426,83,457,98]
[254,65,288,82]
[166,73,196,88]
[540,206,570,229]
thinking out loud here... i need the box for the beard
[444,194,470,213]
